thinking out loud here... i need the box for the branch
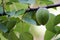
[46,4,60,8]
[1,3,60,15]
[25,4,60,12]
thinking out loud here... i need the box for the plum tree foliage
[0,0,60,40]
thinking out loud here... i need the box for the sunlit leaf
[44,30,55,40]
[9,4,16,12]
[5,5,10,12]
[19,32,33,40]
[0,0,2,5]
[15,9,25,16]
[46,13,56,33]
[15,3,28,10]
[43,0,53,5]
[55,26,60,34]
[36,0,53,6]
[15,21,30,33]
[0,33,7,40]
[54,14,60,26]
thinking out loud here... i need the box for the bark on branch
[26,4,60,12]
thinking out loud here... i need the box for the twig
[25,4,60,13]
[1,2,60,15]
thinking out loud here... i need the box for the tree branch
[1,3,60,15]
[25,4,60,13]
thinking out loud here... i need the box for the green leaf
[0,23,8,33]
[44,30,55,40]
[15,3,28,9]
[0,6,3,14]
[7,11,15,16]
[10,17,20,23]
[15,21,31,33]
[0,33,7,40]
[44,0,53,5]
[6,2,13,5]
[0,16,8,27]
[45,13,56,33]
[9,4,16,12]
[19,0,35,4]
[10,0,19,2]
[27,0,35,4]
[26,11,40,25]
[3,31,19,40]
[23,11,35,18]
[56,38,60,40]
[8,31,19,40]
[0,0,2,5]
[0,16,8,20]
[54,14,60,26]
[5,5,10,12]
[22,17,37,25]
[19,32,33,40]
[15,9,25,16]
[6,17,19,32]
[0,16,8,23]
[19,0,29,3]
[55,26,60,34]
[31,11,40,25]
[22,12,37,25]
[40,0,53,5]
[6,20,16,31]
